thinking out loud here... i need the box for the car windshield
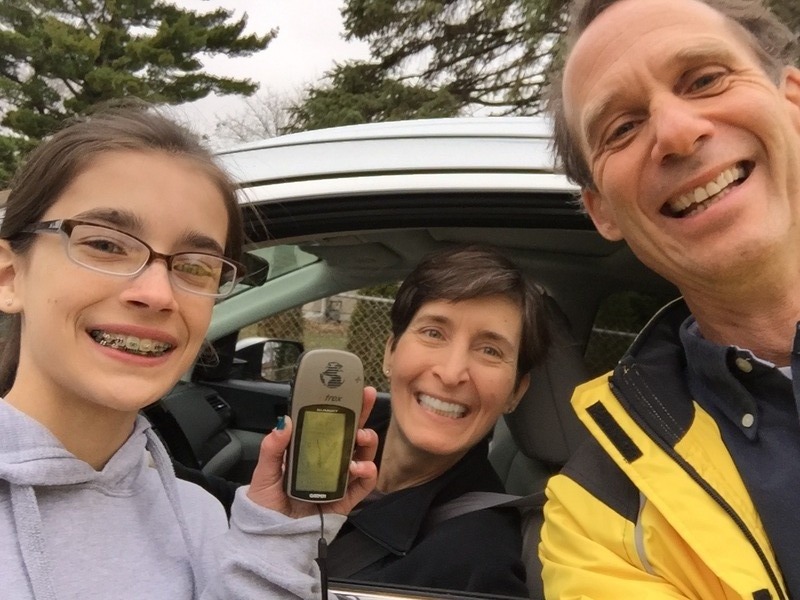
[250,245,318,280]
[157,117,677,600]
[0,118,678,600]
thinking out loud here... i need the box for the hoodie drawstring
[145,428,206,593]
[10,483,59,600]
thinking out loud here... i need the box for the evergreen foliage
[290,63,461,131]
[292,0,800,131]
[0,0,274,184]
[291,0,568,130]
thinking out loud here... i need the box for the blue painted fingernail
[275,415,286,430]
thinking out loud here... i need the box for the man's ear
[782,66,800,116]
[582,188,624,242]
[0,240,21,313]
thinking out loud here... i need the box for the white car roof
[215,116,577,204]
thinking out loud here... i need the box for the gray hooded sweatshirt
[0,400,345,599]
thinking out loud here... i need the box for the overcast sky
[169,0,370,135]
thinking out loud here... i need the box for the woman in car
[0,105,378,599]
[328,245,549,597]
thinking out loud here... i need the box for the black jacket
[329,402,528,597]
[540,299,791,600]
[170,398,528,596]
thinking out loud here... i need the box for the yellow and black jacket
[539,300,788,600]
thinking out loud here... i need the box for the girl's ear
[0,241,21,314]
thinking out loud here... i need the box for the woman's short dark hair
[389,245,550,388]
[0,103,243,395]
[547,0,800,194]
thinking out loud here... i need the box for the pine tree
[0,0,274,184]
[291,0,800,131]
[290,0,568,130]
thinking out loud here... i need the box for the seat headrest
[505,295,590,466]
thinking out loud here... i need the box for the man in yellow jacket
[539,0,800,599]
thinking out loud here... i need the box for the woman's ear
[382,335,395,376]
[506,372,530,413]
[0,241,21,314]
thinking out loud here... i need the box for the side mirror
[234,337,304,382]
[260,339,304,381]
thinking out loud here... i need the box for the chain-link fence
[247,289,660,392]
[584,327,638,377]
[0,290,657,394]
[584,290,674,377]
[243,291,396,392]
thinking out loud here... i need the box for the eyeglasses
[21,219,245,298]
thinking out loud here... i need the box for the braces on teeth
[90,330,171,356]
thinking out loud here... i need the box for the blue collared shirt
[680,318,800,598]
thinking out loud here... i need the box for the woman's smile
[416,392,468,419]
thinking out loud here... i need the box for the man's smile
[663,162,752,217]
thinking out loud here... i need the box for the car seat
[489,294,591,599]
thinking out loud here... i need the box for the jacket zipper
[609,375,786,600]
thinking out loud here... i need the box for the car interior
[147,220,678,599]
[0,117,678,599]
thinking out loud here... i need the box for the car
[153,116,679,600]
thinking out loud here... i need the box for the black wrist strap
[315,506,329,599]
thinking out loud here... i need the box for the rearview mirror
[239,252,270,287]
